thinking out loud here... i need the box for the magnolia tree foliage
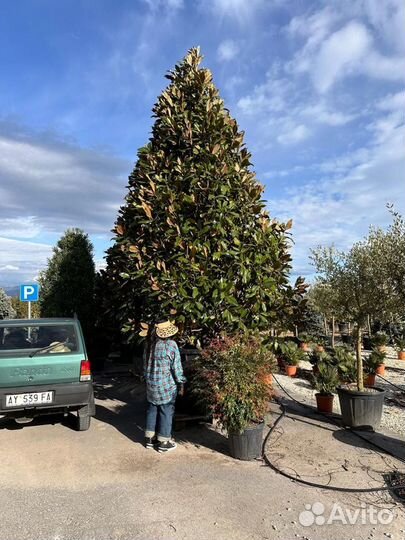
[0,288,15,319]
[105,48,305,340]
[39,229,96,335]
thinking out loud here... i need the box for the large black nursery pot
[228,421,264,461]
[177,348,208,417]
[337,386,385,431]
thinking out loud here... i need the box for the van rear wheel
[77,414,91,431]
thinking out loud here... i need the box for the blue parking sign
[20,284,39,302]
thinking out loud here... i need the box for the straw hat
[48,341,71,353]
[155,320,178,339]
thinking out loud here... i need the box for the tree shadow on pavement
[333,428,405,461]
[93,375,230,455]
[273,394,405,462]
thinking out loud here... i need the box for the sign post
[20,284,39,320]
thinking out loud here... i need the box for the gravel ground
[274,346,405,438]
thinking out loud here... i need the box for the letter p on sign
[20,284,39,302]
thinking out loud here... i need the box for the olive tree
[365,208,405,324]
[311,242,387,390]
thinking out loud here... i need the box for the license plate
[5,391,54,408]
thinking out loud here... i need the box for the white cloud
[143,0,184,11]
[277,124,311,145]
[287,6,338,41]
[0,124,128,235]
[362,51,405,82]
[377,91,405,111]
[361,0,405,53]
[205,0,267,23]
[0,217,42,239]
[0,265,19,271]
[0,237,52,286]
[300,103,356,126]
[237,76,291,115]
[217,40,239,62]
[287,10,405,92]
[270,120,405,277]
[310,21,371,93]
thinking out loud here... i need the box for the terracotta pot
[262,373,273,386]
[285,365,297,377]
[316,393,334,414]
[398,351,405,361]
[315,345,325,353]
[300,343,310,352]
[365,373,376,386]
[375,364,385,376]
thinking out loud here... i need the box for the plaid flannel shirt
[144,338,186,405]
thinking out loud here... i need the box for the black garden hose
[262,374,405,493]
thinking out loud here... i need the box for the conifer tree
[106,48,304,339]
[39,229,96,336]
[0,288,15,319]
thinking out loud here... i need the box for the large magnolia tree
[105,48,305,341]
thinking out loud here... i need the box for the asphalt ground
[0,375,404,540]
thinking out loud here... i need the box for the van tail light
[80,360,92,381]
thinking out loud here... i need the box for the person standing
[141,321,186,453]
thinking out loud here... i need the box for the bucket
[228,421,264,461]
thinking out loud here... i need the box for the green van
[0,318,95,430]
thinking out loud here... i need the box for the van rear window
[0,324,79,353]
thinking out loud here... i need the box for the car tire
[77,414,91,431]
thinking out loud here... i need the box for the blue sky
[0,0,404,287]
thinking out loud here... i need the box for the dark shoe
[157,440,177,453]
[145,436,157,449]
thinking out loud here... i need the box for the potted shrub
[312,363,339,414]
[299,333,312,352]
[394,337,405,361]
[371,332,388,353]
[314,337,328,353]
[364,349,386,386]
[332,346,357,384]
[190,334,273,461]
[259,353,277,388]
[281,341,305,377]
[308,349,331,375]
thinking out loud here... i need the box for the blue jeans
[145,398,176,442]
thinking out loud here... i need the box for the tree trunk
[295,325,298,339]
[331,315,335,349]
[356,324,364,391]
[367,315,372,337]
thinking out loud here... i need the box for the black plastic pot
[177,348,207,417]
[337,386,385,431]
[228,421,264,461]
